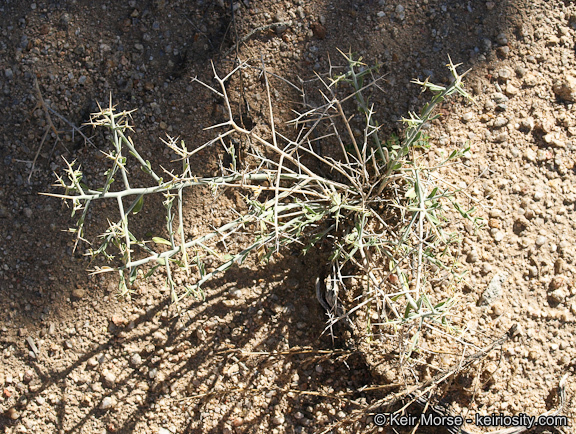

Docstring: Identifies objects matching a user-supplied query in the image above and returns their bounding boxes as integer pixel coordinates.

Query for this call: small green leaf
[405,187,417,199]
[152,237,172,246]
[144,265,160,279]
[129,267,139,285]
[133,196,144,215]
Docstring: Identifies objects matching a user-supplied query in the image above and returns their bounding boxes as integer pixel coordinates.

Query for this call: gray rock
[493,117,509,128]
[60,13,70,27]
[493,132,508,143]
[496,33,508,45]
[481,38,492,51]
[478,272,508,306]
[515,65,526,77]
[492,92,508,103]
[497,68,512,81]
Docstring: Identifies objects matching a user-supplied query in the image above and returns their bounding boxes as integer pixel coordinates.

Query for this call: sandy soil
[0,0,575,433]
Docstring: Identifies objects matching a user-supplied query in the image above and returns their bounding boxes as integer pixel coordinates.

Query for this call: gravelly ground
[1,0,575,433]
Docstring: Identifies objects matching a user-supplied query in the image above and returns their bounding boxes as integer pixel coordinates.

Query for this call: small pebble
[272,415,285,425]
[467,251,479,263]
[103,371,116,387]
[8,407,19,420]
[229,288,243,299]
[479,272,508,306]
[535,236,547,247]
[515,65,526,77]
[23,369,34,383]
[496,32,508,45]
[71,288,86,299]
[505,83,519,96]
[481,263,493,275]
[497,46,510,57]
[549,289,568,304]
[491,301,504,316]
[497,68,512,81]
[491,229,504,242]
[130,353,143,366]
[99,396,116,410]
[525,148,537,162]
[395,5,405,20]
[493,133,508,143]
[521,118,534,131]
[553,74,576,102]
[492,92,508,103]
[493,117,509,128]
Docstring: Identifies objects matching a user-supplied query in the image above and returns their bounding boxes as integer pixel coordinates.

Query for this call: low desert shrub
[47,54,479,362]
